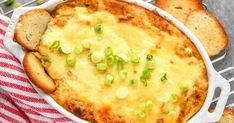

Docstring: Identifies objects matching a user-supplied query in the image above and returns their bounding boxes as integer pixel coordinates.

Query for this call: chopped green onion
[96,63,107,71]
[94,24,103,34]
[66,53,76,67]
[145,60,156,70]
[82,39,91,49]
[116,56,124,72]
[106,55,115,65]
[137,109,147,120]
[161,73,167,82]
[145,100,153,110]
[104,47,113,56]
[119,70,127,80]
[141,70,151,80]
[36,0,45,4]
[74,44,83,55]
[131,55,140,64]
[146,54,153,61]
[162,102,176,114]
[130,79,138,86]
[171,94,178,102]
[104,74,114,86]
[4,0,14,6]
[91,52,103,63]
[13,2,21,9]
[49,40,60,50]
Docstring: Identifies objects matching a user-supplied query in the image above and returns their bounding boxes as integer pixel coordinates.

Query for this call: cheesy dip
[37,0,208,122]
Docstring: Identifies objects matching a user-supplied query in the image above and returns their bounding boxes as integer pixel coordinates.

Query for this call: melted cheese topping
[40,7,205,122]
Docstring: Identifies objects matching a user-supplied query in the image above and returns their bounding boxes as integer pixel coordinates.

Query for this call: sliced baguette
[156,0,203,23]
[15,9,52,51]
[218,108,234,123]
[23,52,56,93]
[185,9,228,56]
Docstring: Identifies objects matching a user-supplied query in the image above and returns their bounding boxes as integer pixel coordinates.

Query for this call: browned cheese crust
[48,0,208,123]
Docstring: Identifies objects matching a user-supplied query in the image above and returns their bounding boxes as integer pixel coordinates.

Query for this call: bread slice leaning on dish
[14,0,209,122]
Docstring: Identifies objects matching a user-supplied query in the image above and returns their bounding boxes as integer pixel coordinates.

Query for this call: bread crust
[15,9,51,51]
[185,9,228,57]
[23,52,56,93]
[156,0,203,23]
[218,108,234,123]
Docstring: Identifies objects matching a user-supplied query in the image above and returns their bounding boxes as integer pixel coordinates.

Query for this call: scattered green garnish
[171,94,178,102]
[66,53,76,67]
[131,55,140,64]
[119,70,127,80]
[13,2,21,9]
[104,74,114,86]
[146,54,153,61]
[4,0,14,6]
[116,56,124,72]
[49,40,60,50]
[141,69,151,80]
[94,24,103,34]
[36,0,45,5]
[130,79,138,86]
[104,47,113,56]
[137,109,147,120]
[106,55,115,65]
[59,47,71,54]
[96,63,107,71]
[161,73,167,82]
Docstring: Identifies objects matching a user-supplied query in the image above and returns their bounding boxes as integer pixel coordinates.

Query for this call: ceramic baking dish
[3,0,230,122]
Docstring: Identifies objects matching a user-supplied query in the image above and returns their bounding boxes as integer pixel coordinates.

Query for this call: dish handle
[189,70,230,123]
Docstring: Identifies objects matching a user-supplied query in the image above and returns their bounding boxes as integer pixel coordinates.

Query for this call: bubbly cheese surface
[40,7,206,122]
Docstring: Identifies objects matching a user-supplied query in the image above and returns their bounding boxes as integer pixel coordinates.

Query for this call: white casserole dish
[3,0,230,122]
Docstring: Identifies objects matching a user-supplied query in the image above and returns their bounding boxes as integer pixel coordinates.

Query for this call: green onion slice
[104,74,114,86]
[59,46,72,54]
[96,63,108,71]
[106,55,115,65]
[94,24,103,34]
[161,73,167,82]
[131,55,140,64]
[146,54,153,61]
[171,94,178,102]
[13,2,21,9]
[82,39,91,49]
[145,100,153,110]
[66,53,76,67]
[49,40,60,50]
[180,82,189,92]
[130,79,138,86]
[74,44,83,55]
[104,47,113,56]
[119,70,127,80]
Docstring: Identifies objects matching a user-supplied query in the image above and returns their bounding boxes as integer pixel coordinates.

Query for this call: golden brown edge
[23,52,56,93]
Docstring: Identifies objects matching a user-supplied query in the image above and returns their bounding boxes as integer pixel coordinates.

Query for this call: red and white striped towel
[0,15,73,123]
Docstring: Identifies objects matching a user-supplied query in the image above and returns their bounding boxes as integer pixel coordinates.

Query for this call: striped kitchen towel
[0,15,72,123]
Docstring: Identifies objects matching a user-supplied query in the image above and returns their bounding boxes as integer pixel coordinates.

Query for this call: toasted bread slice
[156,0,203,23]
[218,108,234,123]
[23,52,56,93]
[15,9,51,51]
[185,9,228,56]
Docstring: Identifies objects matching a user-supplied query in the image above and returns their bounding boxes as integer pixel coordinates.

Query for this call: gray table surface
[0,0,234,107]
